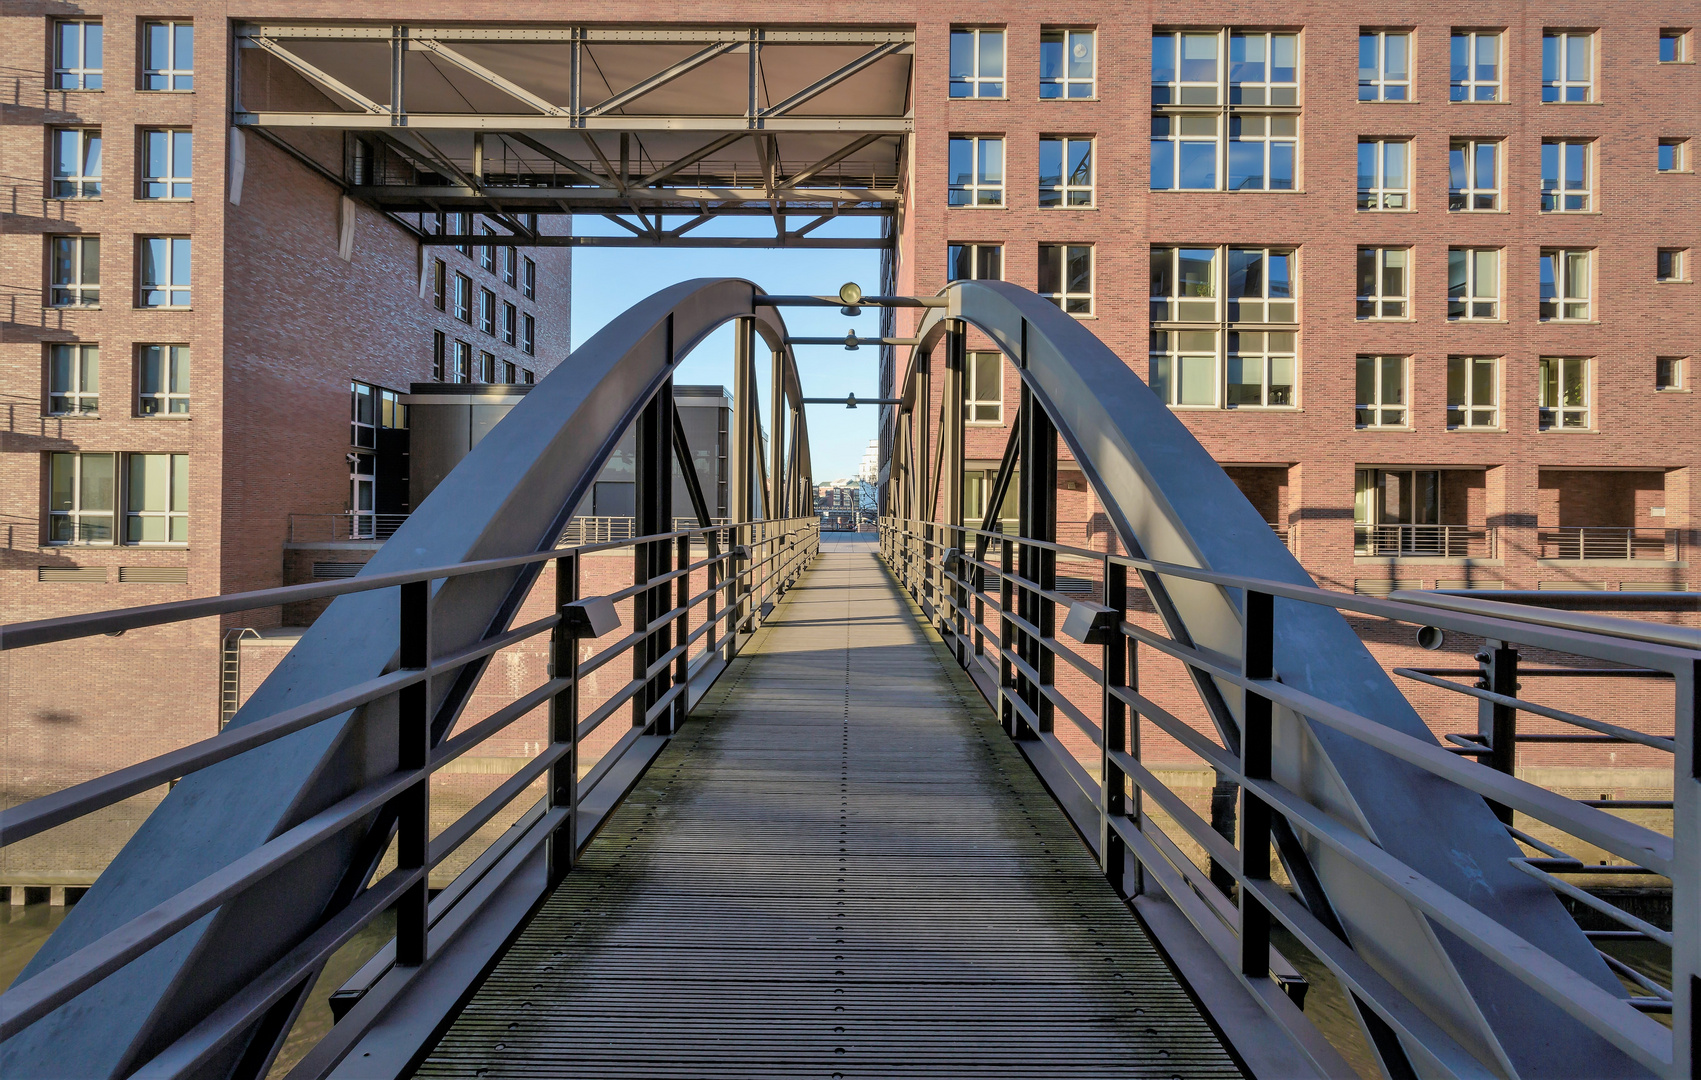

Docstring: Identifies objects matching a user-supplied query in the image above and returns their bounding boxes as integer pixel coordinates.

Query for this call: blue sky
[568,217,888,481]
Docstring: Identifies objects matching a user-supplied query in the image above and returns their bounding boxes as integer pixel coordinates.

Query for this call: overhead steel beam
[783,133,887,188]
[416,235,892,249]
[411,39,568,117]
[499,132,618,190]
[240,25,913,45]
[635,132,748,188]
[364,187,897,204]
[235,113,912,133]
[585,41,743,117]
[243,34,386,115]
[761,41,909,118]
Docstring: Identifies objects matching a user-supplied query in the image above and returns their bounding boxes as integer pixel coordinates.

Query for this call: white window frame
[51,128,101,198]
[350,451,375,537]
[1539,248,1592,321]
[1038,243,1094,315]
[1541,139,1592,211]
[125,453,189,545]
[949,28,1005,99]
[503,301,518,344]
[53,21,102,90]
[453,340,472,383]
[480,351,497,383]
[1447,356,1500,429]
[1450,30,1502,102]
[49,451,116,545]
[139,236,190,308]
[1655,357,1685,391]
[141,128,192,199]
[1150,330,1220,408]
[1659,139,1690,173]
[1357,247,1409,319]
[1539,356,1591,429]
[351,381,376,447]
[454,272,472,322]
[1039,136,1094,207]
[1152,30,1299,194]
[1227,113,1297,191]
[502,245,517,287]
[1447,247,1500,320]
[1040,29,1096,99]
[1356,354,1409,428]
[1153,31,1224,106]
[1449,138,1499,210]
[946,243,1002,282]
[1359,31,1410,101]
[1150,246,1221,322]
[48,343,99,416]
[1660,30,1690,64]
[1226,331,1297,408]
[1358,138,1410,210]
[1225,247,1296,323]
[523,257,536,299]
[1657,248,1687,282]
[948,136,1004,206]
[503,360,518,383]
[1228,31,1300,106]
[138,344,190,416]
[142,21,193,91]
[1542,31,1594,103]
[480,288,496,335]
[50,235,99,307]
[432,330,446,380]
[478,224,496,271]
[523,313,536,355]
[1151,112,1221,190]
[966,351,1003,423]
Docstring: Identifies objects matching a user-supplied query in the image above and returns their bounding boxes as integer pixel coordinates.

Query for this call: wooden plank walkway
[417,543,1242,1078]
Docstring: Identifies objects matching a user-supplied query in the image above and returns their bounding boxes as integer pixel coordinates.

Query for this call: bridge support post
[942,325,966,662]
[1238,590,1275,980]
[1101,558,1129,897]
[396,579,431,966]
[634,376,675,736]
[1015,387,1056,738]
[1478,641,1520,823]
[674,533,691,730]
[548,552,581,883]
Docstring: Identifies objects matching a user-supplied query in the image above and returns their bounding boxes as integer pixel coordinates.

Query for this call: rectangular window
[49,452,115,544]
[1658,248,1687,282]
[1447,356,1499,428]
[432,330,446,380]
[1447,248,1499,320]
[1357,247,1408,318]
[1038,244,1093,314]
[1357,139,1409,209]
[50,235,99,306]
[947,243,1002,282]
[1449,139,1498,210]
[1542,31,1594,102]
[1153,31,1223,105]
[950,28,1005,98]
[454,213,471,256]
[1040,30,1095,99]
[1225,247,1295,322]
[523,257,536,299]
[48,343,99,415]
[1356,355,1408,427]
[1153,29,1299,193]
[351,381,376,447]
[522,314,536,355]
[1039,137,1094,207]
[1655,357,1684,391]
[502,246,517,288]
[51,128,101,198]
[1150,247,1219,321]
[503,360,518,383]
[1539,356,1590,429]
[139,237,190,307]
[1355,470,1440,544]
[143,21,193,91]
[1450,31,1501,101]
[453,340,472,383]
[1541,140,1592,211]
[126,454,188,543]
[1226,331,1296,407]
[454,273,472,322]
[1150,331,1219,407]
[503,301,518,344]
[480,288,496,335]
[138,345,189,415]
[1660,30,1690,63]
[966,351,1003,422]
[1151,113,1219,190]
[480,351,496,383]
[53,21,102,90]
[433,260,446,310]
[1539,249,1591,321]
[523,369,535,384]
[478,225,496,271]
[1227,114,1296,190]
[948,136,1004,206]
[1228,32,1299,106]
[140,129,192,199]
[1659,139,1689,172]
[380,388,405,430]
[1359,31,1410,101]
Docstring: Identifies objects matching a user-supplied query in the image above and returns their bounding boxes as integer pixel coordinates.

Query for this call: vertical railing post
[707,526,722,662]
[548,552,580,884]
[1671,656,1697,1080]
[633,374,674,735]
[998,532,1016,737]
[1017,387,1057,737]
[1101,557,1128,896]
[1239,589,1274,979]
[674,531,691,730]
[1127,619,1143,897]
[396,578,431,966]
[1478,640,1520,823]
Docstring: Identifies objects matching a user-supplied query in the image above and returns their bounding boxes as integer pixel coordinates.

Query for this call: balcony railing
[288,513,409,544]
[1539,527,1680,562]
[1354,523,1494,558]
[558,516,730,545]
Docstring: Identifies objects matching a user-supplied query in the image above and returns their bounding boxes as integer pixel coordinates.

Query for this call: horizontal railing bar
[1522,859,1660,875]
[1509,860,1674,946]
[1121,811,1235,931]
[1394,669,1675,752]
[1041,684,1102,749]
[428,744,568,868]
[1598,952,1673,1000]
[1047,634,1102,683]
[1032,728,1101,810]
[579,725,648,796]
[1109,747,1238,871]
[1403,668,1671,679]
[431,679,566,771]
[575,677,645,742]
[644,680,688,726]
[575,628,646,679]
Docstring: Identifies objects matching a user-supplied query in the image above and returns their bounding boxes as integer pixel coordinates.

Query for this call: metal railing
[557,515,730,544]
[880,515,1696,1079]
[1354,523,1495,558]
[0,516,819,1073]
[1539,527,1680,562]
[287,513,410,543]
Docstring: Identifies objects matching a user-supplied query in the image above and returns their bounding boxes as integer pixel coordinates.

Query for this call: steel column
[1239,590,1275,979]
[396,580,431,967]
[548,553,580,884]
[1102,559,1129,896]
[633,375,675,734]
[1479,641,1520,824]
[1016,385,1056,738]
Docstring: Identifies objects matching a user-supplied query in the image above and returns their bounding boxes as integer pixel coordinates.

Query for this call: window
[502,246,517,288]
[141,129,192,199]
[139,237,190,307]
[948,136,1004,205]
[1449,139,1498,210]
[1039,137,1094,206]
[1658,249,1687,282]
[966,351,1002,422]
[51,128,101,198]
[125,455,187,544]
[1151,114,1220,189]
[503,360,517,383]
[950,28,1004,98]
[1227,332,1296,407]
[947,243,1002,281]
[1152,30,1299,192]
[48,344,99,415]
[1228,114,1296,190]
[1356,355,1408,427]
[1450,31,1501,101]
[523,257,536,299]
[1041,30,1095,99]
[49,452,115,543]
[1660,30,1690,63]
[522,369,535,384]
[454,213,471,256]
[1357,247,1408,318]
[453,273,472,322]
[453,340,472,383]
[138,345,189,415]
[1038,244,1093,314]
[1539,356,1590,428]
[480,288,496,335]
[1542,31,1593,102]
[478,225,496,271]
[1541,140,1592,211]
[1150,331,1219,407]
[433,260,447,310]
[1153,31,1223,105]
[143,22,193,91]
[351,382,376,447]
[1359,31,1410,101]
[478,351,496,383]
[432,330,446,380]
[1540,249,1591,321]
[1150,247,1219,321]
[503,301,518,344]
[1659,139,1689,173]
[522,314,536,355]
[1225,248,1294,322]
[1358,139,1409,209]
[1656,357,1685,391]
[1354,469,1440,551]
[1447,248,1499,319]
[350,451,374,532]
[53,21,102,90]
[1228,32,1299,105]
[50,236,99,306]
[1151,246,1298,410]
[1447,356,1499,428]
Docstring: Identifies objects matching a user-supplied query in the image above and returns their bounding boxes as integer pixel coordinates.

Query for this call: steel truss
[234,23,913,247]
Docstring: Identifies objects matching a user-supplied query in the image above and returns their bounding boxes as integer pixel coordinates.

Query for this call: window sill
[1537,319,1598,326]
[1148,189,1308,196]
[1356,207,1416,214]
[139,88,195,94]
[1540,210,1602,216]
[966,420,1006,427]
[1446,318,1508,325]
[1355,426,1414,433]
[1655,387,1691,394]
[44,413,101,420]
[1657,169,1696,176]
[47,197,102,202]
[1038,96,1100,102]
[47,87,103,92]
[1358,317,1415,324]
[1358,98,1421,104]
[1447,98,1510,104]
[1655,279,1692,285]
[136,307,193,312]
[948,204,1008,209]
[139,197,194,203]
[1448,208,1509,215]
[1538,99,1603,106]
[1038,205,1099,211]
[1536,428,1598,434]
[49,304,101,311]
[138,413,193,420]
[1445,427,1505,433]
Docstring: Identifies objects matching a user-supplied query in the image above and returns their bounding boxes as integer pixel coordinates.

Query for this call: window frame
[52,21,102,91]
[48,343,100,416]
[453,272,472,322]
[453,339,472,383]
[1539,248,1592,321]
[1355,354,1410,428]
[1447,247,1500,320]
[1151,29,1301,194]
[1538,356,1591,429]
[480,351,496,383]
[523,257,536,299]
[1225,330,1297,408]
[1040,29,1096,100]
[1659,30,1691,64]
[432,330,446,381]
[1359,30,1411,101]
[1150,330,1221,408]
[948,135,1005,206]
[1357,138,1411,210]
[1541,139,1593,211]
[1446,355,1500,429]
[1658,138,1690,173]
[1655,357,1686,391]
[1657,248,1687,282]
[1038,243,1094,315]
[49,234,100,307]
[1357,247,1409,319]
[478,225,496,271]
[480,288,497,335]
[503,301,518,345]
[140,128,192,199]
[946,243,1003,282]
[138,236,191,308]
[50,127,102,199]
[1449,30,1502,102]
[1448,138,1499,210]
[522,313,536,355]
[949,27,1006,99]
[1542,30,1595,103]
[142,21,194,92]
[1039,136,1095,207]
[1227,113,1297,191]
[502,245,518,288]
[137,344,190,416]
[965,350,1004,423]
[432,259,447,310]
[1150,244,1299,410]
[1150,246,1221,322]
[48,451,116,545]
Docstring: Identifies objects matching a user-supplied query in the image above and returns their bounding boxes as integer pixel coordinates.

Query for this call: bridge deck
[417,543,1241,1078]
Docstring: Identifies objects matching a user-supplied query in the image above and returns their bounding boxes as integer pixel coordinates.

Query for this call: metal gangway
[1,280,1695,1080]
